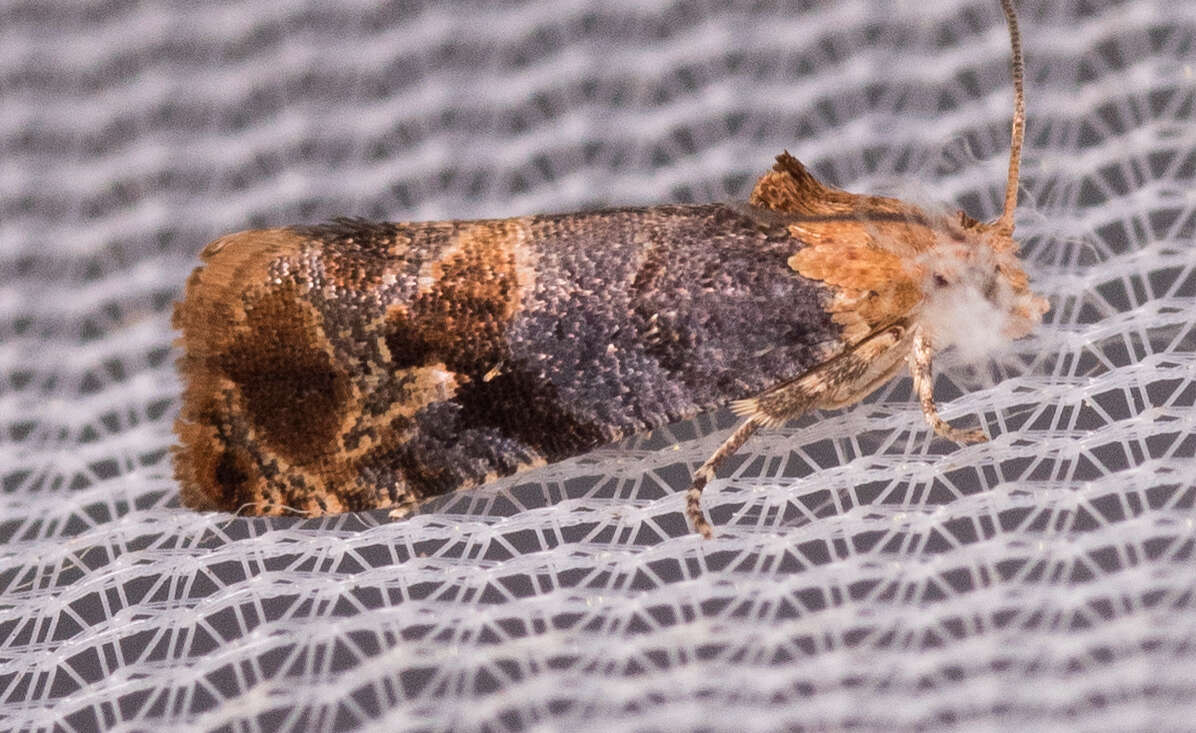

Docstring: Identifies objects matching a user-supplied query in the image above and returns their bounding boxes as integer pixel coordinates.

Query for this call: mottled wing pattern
[173,204,842,516]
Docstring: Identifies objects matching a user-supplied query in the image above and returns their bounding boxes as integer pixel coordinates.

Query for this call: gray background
[2,0,1194,731]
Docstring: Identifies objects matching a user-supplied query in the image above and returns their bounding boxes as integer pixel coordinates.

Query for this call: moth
[173,0,1046,538]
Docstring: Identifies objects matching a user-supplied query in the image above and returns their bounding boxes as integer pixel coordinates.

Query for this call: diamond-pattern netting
[2,0,1194,731]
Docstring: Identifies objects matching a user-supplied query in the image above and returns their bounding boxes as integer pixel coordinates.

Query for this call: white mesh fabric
[3,0,1194,730]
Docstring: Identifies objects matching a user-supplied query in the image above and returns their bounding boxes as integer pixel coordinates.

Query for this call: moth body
[173,0,1042,537]
[173,153,1044,527]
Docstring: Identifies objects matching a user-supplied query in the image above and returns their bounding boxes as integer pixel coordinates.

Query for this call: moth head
[915,210,1048,362]
[917,0,1047,360]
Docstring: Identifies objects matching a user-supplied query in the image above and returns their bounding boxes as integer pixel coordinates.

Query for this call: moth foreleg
[909,325,988,444]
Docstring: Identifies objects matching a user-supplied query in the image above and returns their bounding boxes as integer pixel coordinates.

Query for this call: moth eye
[983,274,999,300]
[933,273,950,288]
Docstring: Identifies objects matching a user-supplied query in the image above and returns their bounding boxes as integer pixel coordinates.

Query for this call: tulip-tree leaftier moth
[174,0,1046,538]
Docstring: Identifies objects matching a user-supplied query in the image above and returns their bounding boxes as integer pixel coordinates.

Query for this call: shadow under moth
[173,0,1047,538]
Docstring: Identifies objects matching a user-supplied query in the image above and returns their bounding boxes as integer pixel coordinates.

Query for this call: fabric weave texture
[2,1,1194,730]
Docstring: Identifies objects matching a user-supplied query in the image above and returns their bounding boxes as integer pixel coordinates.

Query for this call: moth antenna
[996,0,1025,236]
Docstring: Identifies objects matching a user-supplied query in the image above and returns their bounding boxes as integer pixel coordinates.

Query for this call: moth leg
[909,325,988,444]
[386,494,420,521]
[686,417,763,540]
[686,324,908,538]
[816,325,910,410]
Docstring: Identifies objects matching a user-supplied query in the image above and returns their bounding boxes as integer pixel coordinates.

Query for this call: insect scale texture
[173,0,1045,537]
